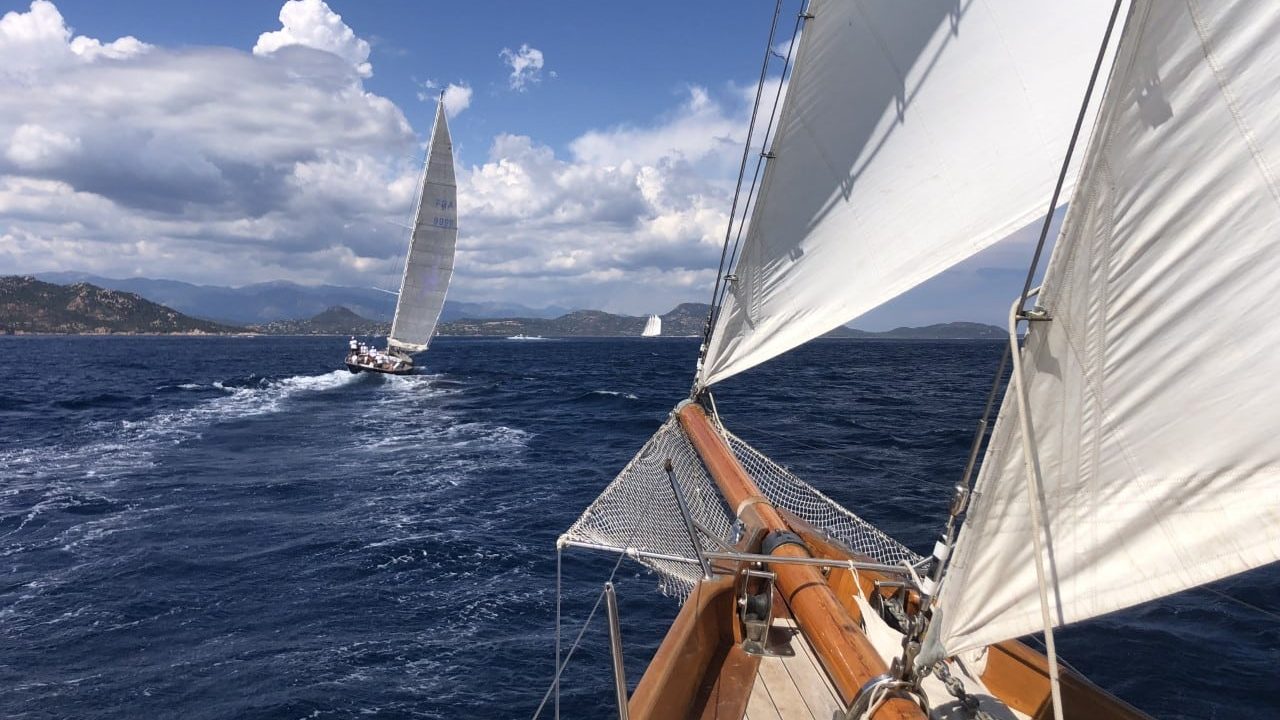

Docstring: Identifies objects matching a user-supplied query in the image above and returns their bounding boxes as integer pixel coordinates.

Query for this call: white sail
[642,314,661,337]
[389,100,457,353]
[934,0,1280,657]
[698,0,1119,387]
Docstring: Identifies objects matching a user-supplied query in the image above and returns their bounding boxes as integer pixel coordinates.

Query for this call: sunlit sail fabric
[698,0,1118,387]
[642,314,662,337]
[389,102,457,352]
[934,0,1280,656]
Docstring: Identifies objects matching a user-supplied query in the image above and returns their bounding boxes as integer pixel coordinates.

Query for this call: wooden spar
[677,404,926,720]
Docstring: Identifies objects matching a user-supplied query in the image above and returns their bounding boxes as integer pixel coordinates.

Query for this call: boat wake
[0,370,361,486]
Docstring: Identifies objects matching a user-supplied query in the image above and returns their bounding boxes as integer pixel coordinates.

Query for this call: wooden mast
[677,403,926,720]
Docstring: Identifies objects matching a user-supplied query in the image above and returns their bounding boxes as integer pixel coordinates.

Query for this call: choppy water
[0,336,1275,718]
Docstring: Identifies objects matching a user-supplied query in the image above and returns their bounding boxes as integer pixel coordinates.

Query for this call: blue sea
[0,336,1275,719]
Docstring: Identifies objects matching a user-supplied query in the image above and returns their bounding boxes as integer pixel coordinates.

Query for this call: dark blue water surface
[0,336,1275,719]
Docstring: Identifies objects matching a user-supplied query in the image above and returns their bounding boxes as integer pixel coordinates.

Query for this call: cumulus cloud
[499,43,544,91]
[416,80,471,118]
[0,2,781,314]
[571,86,743,171]
[0,1,149,80]
[0,0,418,286]
[6,123,80,169]
[452,86,751,311]
[442,82,473,118]
[254,0,371,78]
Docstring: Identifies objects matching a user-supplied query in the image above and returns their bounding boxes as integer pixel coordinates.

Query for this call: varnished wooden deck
[744,615,1031,720]
[745,618,843,720]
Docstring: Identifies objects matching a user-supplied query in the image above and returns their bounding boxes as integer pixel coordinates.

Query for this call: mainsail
[388,100,457,353]
[698,0,1119,387]
[934,0,1280,657]
[642,314,661,337]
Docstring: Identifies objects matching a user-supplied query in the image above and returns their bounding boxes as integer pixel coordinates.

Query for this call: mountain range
[1,276,237,335]
[4,276,1007,339]
[437,303,710,337]
[33,272,569,325]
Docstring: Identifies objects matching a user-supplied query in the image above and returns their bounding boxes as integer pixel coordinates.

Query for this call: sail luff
[934,0,1280,656]
[388,98,457,352]
[697,0,1121,388]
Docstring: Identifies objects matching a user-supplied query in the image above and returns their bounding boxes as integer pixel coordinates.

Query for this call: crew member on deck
[349,337,358,355]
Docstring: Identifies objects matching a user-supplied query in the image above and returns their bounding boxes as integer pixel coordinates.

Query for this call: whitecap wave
[2,370,361,485]
[588,390,639,400]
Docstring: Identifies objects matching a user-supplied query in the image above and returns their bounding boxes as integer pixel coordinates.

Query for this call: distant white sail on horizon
[642,314,661,337]
[698,0,1119,387]
[388,99,457,353]
[933,0,1280,657]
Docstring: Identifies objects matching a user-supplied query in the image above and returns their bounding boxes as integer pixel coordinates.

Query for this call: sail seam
[1186,0,1280,209]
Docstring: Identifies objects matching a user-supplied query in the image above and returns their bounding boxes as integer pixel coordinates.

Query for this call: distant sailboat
[641,314,661,337]
[347,95,457,375]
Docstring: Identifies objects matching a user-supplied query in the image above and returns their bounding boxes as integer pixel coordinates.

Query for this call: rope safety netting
[559,411,921,600]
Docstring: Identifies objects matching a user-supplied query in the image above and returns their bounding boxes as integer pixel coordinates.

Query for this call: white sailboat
[542,1,1280,718]
[347,96,457,375]
[641,314,661,337]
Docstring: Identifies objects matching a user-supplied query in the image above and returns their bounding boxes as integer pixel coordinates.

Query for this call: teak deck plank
[747,673,784,720]
[755,657,814,719]
[746,619,844,720]
[777,619,843,719]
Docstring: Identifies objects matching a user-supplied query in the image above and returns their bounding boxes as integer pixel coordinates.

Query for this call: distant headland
[1,276,1004,339]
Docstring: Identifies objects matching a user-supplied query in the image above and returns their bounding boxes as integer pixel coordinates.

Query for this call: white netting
[560,409,921,600]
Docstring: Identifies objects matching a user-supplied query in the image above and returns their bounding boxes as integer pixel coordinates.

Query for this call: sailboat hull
[345,357,414,375]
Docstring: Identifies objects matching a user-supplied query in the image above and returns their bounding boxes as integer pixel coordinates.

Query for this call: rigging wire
[531,545,632,720]
[1200,586,1280,625]
[962,6,1128,719]
[698,0,804,369]
[533,458,670,720]
[1016,0,1126,312]
[940,0,1126,565]
[713,5,807,318]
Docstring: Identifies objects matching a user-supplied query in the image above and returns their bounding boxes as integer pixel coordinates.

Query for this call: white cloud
[571,86,743,171]
[6,123,80,169]
[69,34,150,61]
[0,1,149,80]
[454,99,742,311]
[254,0,372,78]
[499,43,544,91]
[0,2,775,315]
[442,82,472,118]
[0,1,418,287]
[416,80,471,118]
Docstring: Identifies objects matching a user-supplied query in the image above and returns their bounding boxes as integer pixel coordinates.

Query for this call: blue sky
[0,0,1047,328]
[32,0,775,161]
